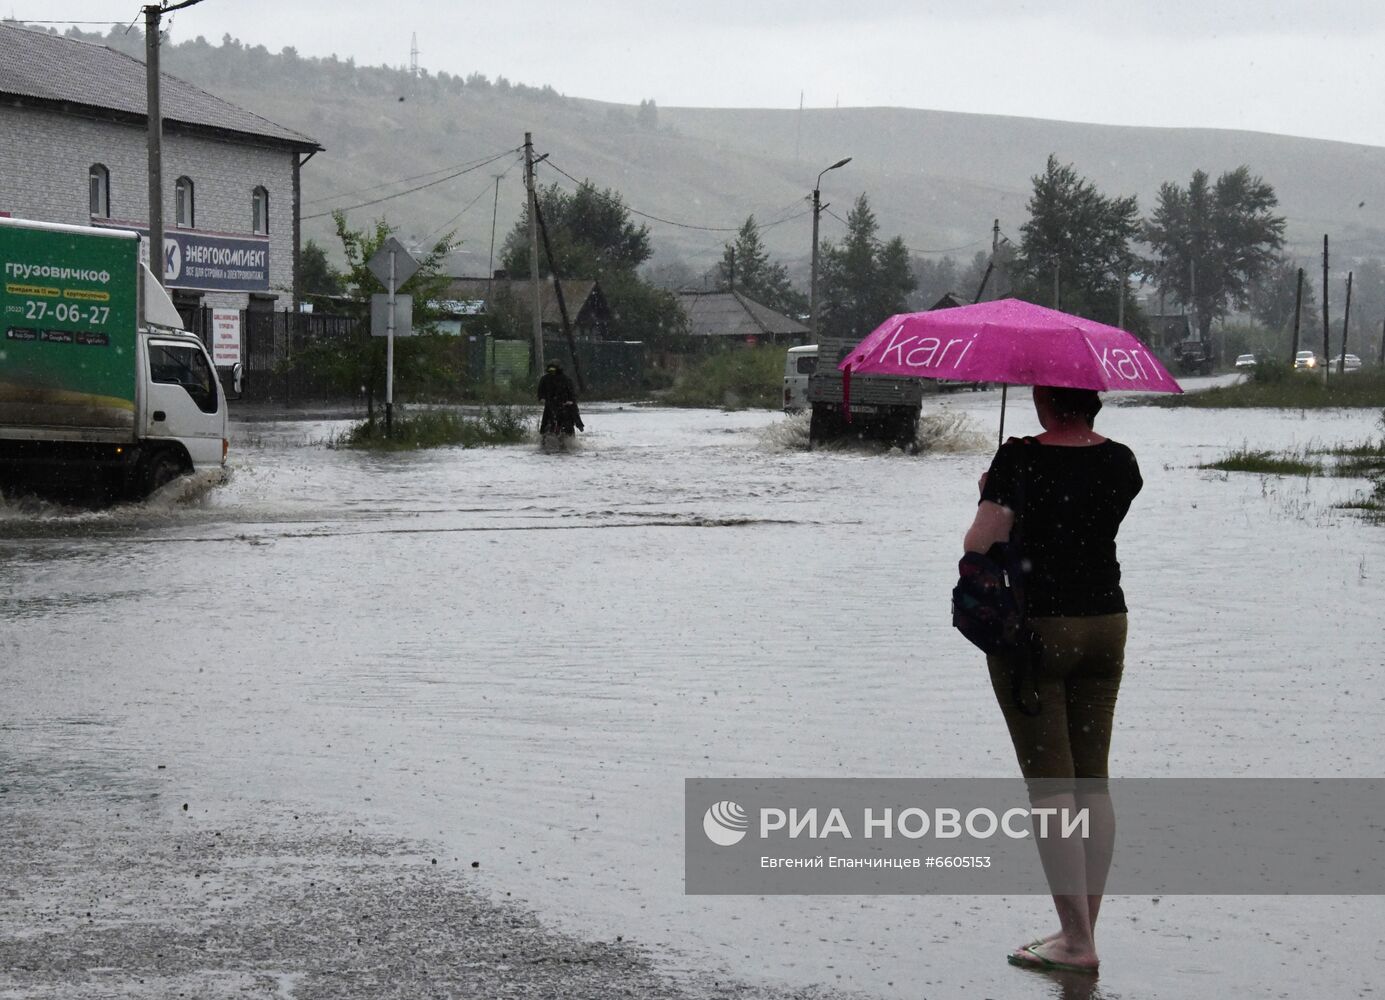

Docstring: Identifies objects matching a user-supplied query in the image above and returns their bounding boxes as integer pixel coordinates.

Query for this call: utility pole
[1117,265,1127,330]
[727,247,735,292]
[1290,267,1304,364]
[1340,270,1353,375]
[809,157,850,341]
[144,5,163,285]
[1188,258,1197,346]
[142,1,204,286]
[1322,235,1330,387]
[487,174,502,284]
[524,132,544,373]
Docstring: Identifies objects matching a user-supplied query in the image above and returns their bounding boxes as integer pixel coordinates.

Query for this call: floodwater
[3,385,1384,999]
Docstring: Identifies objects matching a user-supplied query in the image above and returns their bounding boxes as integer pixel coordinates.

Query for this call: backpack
[951,545,1024,655]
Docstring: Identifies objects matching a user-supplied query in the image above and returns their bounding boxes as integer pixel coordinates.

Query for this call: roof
[441,277,602,325]
[0,23,321,151]
[676,290,809,338]
[929,292,967,310]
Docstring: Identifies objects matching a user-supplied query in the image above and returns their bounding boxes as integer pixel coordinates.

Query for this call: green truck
[0,217,237,501]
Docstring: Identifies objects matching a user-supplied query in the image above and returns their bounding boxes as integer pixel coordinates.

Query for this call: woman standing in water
[962,385,1143,975]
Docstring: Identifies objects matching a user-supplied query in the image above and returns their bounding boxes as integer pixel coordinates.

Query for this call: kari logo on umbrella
[703,800,749,846]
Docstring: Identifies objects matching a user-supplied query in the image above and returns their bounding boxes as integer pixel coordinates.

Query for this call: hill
[50,25,1385,285]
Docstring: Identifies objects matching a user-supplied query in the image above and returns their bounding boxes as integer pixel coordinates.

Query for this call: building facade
[0,24,321,331]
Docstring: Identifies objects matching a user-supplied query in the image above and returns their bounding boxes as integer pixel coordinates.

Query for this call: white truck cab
[783,344,818,413]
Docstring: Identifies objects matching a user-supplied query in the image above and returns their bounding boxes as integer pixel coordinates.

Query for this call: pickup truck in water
[806,331,928,447]
[0,217,237,502]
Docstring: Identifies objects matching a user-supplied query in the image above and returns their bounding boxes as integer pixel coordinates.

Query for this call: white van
[783,344,818,412]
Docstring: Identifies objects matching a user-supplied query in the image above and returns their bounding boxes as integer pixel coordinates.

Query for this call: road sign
[370,293,413,337]
[366,237,421,287]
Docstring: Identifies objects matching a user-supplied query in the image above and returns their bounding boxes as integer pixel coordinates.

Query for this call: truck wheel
[808,403,842,446]
[143,452,185,495]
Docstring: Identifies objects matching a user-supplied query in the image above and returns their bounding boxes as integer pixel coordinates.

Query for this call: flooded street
[3,387,1384,998]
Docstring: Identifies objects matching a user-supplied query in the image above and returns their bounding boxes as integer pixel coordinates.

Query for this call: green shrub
[1248,355,1292,383]
[330,406,530,451]
[1200,448,1319,475]
[663,345,786,409]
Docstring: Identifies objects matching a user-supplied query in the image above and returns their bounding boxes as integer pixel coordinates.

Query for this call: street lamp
[810,157,852,340]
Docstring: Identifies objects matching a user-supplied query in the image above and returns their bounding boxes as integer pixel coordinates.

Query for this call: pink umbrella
[837,298,1181,440]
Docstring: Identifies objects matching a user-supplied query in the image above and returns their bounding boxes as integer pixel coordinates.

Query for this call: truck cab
[135,325,230,491]
[783,344,817,412]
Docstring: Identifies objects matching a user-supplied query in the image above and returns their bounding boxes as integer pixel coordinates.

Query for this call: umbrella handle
[842,364,852,425]
[998,385,1007,447]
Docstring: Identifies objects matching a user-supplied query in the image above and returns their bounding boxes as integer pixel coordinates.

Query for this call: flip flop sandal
[1007,944,1099,975]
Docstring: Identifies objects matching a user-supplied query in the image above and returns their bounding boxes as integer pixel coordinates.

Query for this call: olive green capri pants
[986,613,1127,782]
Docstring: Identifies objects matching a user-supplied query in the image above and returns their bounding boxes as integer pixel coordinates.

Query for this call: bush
[663,345,786,409]
[1248,355,1292,383]
[330,406,530,450]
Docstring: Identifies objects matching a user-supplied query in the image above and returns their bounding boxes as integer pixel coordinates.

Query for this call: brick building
[0,23,321,331]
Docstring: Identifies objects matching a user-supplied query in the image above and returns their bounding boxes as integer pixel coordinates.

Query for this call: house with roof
[437,276,612,339]
[0,22,321,332]
[675,289,808,347]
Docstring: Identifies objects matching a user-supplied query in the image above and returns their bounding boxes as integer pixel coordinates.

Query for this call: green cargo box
[0,220,141,435]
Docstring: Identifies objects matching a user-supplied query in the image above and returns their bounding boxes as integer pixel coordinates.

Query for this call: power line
[541,159,744,233]
[420,154,523,243]
[303,148,522,207]
[819,206,989,257]
[542,158,816,240]
[302,147,521,220]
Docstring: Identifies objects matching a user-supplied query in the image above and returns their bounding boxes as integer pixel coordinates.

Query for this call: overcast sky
[34,1,1385,147]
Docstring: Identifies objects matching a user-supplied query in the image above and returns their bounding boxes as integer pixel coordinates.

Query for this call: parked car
[1334,353,1363,372]
[1294,350,1321,370]
[1174,339,1214,375]
[1234,353,1258,370]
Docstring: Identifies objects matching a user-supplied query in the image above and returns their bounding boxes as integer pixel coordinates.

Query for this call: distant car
[1294,350,1320,370]
[1234,353,1258,370]
[1175,339,1214,376]
[1334,353,1363,373]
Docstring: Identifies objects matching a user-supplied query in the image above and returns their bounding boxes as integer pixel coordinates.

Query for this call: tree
[717,216,807,317]
[289,213,460,404]
[499,181,685,344]
[817,194,917,342]
[333,211,454,325]
[1009,155,1141,326]
[296,238,344,299]
[1145,166,1286,338]
[1345,257,1385,352]
[907,254,961,310]
[1248,257,1316,333]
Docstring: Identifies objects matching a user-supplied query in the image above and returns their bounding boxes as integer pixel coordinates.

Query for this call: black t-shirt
[979,437,1143,617]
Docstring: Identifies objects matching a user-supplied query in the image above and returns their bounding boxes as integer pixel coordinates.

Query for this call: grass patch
[1145,370,1385,408]
[663,346,785,409]
[330,407,530,451]
[1203,413,1385,519]
[1200,448,1321,476]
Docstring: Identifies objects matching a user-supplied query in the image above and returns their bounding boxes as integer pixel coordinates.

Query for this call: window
[148,342,217,414]
[796,356,818,375]
[174,176,194,228]
[89,164,109,218]
[251,186,269,234]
